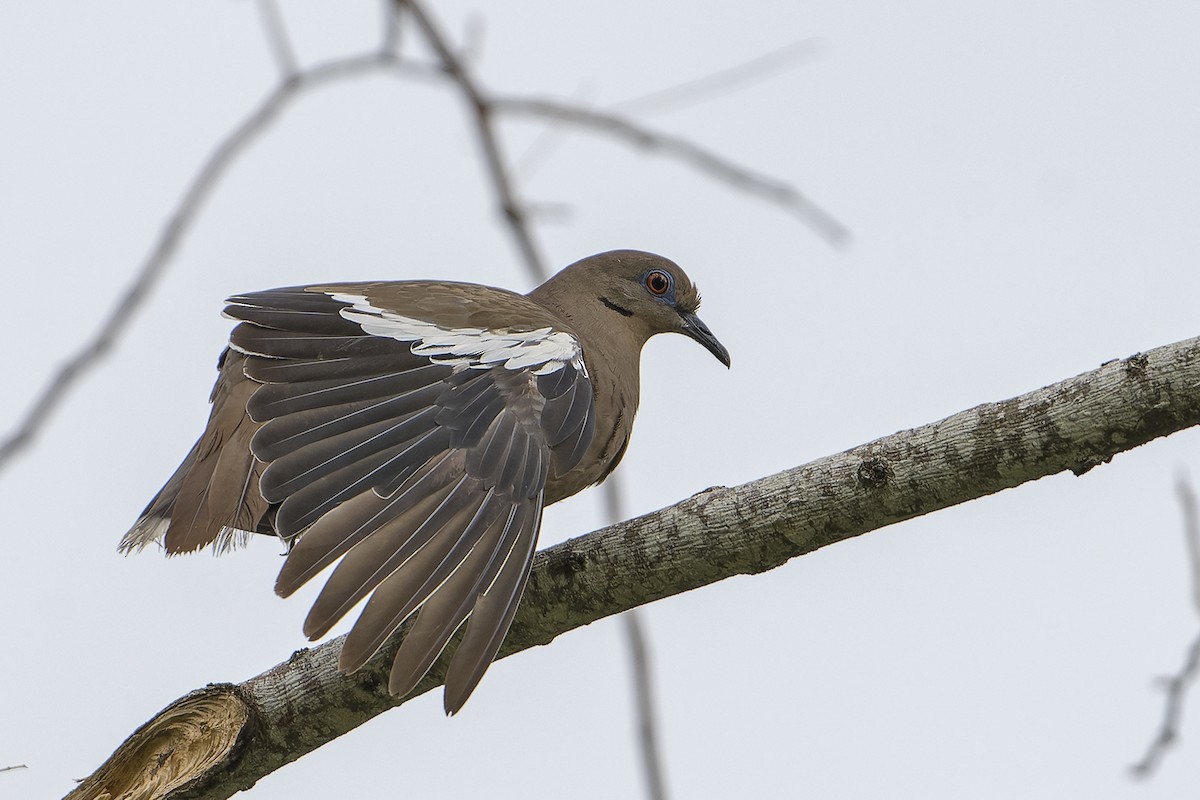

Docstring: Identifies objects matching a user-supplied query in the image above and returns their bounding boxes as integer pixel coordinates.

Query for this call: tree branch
[69,335,1200,800]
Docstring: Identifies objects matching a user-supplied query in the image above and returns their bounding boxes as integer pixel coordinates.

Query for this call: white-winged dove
[121,249,729,713]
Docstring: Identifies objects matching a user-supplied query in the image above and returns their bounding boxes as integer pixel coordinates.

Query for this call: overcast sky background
[3,2,1200,798]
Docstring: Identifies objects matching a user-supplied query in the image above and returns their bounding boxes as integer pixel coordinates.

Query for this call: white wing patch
[329,292,585,377]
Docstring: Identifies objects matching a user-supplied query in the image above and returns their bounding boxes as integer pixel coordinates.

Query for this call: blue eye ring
[643,269,672,297]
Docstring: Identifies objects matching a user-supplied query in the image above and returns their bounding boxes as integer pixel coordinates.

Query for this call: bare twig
[517,40,821,182]
[255,0,298,76]
[381,0,403,54]
[1131,630,1200,777]
[460,13,487,66]
[492,96,850,245]
[512,82,598,179]
[1131,475,1200,777]
[403,0,549,279]
[621,611,669,800]
[615,38,824,116]
[0,764,28,773]
[1180,475,1200,616]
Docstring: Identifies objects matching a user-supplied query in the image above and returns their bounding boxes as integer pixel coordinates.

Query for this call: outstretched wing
[225,283,595,711]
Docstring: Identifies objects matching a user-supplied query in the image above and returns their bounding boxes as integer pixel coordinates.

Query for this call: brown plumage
[121,249,729,713]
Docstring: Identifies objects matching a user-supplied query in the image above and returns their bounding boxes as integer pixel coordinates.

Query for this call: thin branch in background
[0,765,28,773]
[605,480,670,800]
[523,200,575,224]
[623,612,669,800]
[403,0,549,280]
[615,38,824,117]
[493,96,850,245]
[460,12,487,66]
[512,81,599,179]
[1130,474,1200,777]
[255,0,299,77]
[1180,475,1200,616]
[517,40,820,180]
[1131,631,1200,777]
[381,0,403,54]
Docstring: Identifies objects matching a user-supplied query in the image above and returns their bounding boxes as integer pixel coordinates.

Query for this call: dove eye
[644,270,671,296]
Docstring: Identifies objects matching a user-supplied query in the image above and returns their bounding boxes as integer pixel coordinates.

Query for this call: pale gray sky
[3,2,1200,798]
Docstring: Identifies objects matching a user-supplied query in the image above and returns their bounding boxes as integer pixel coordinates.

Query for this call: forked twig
[1131,631,1200,777]
[1130,476,1200,777]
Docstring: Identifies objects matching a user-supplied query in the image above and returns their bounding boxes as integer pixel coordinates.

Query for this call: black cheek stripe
[599,296,633,317]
